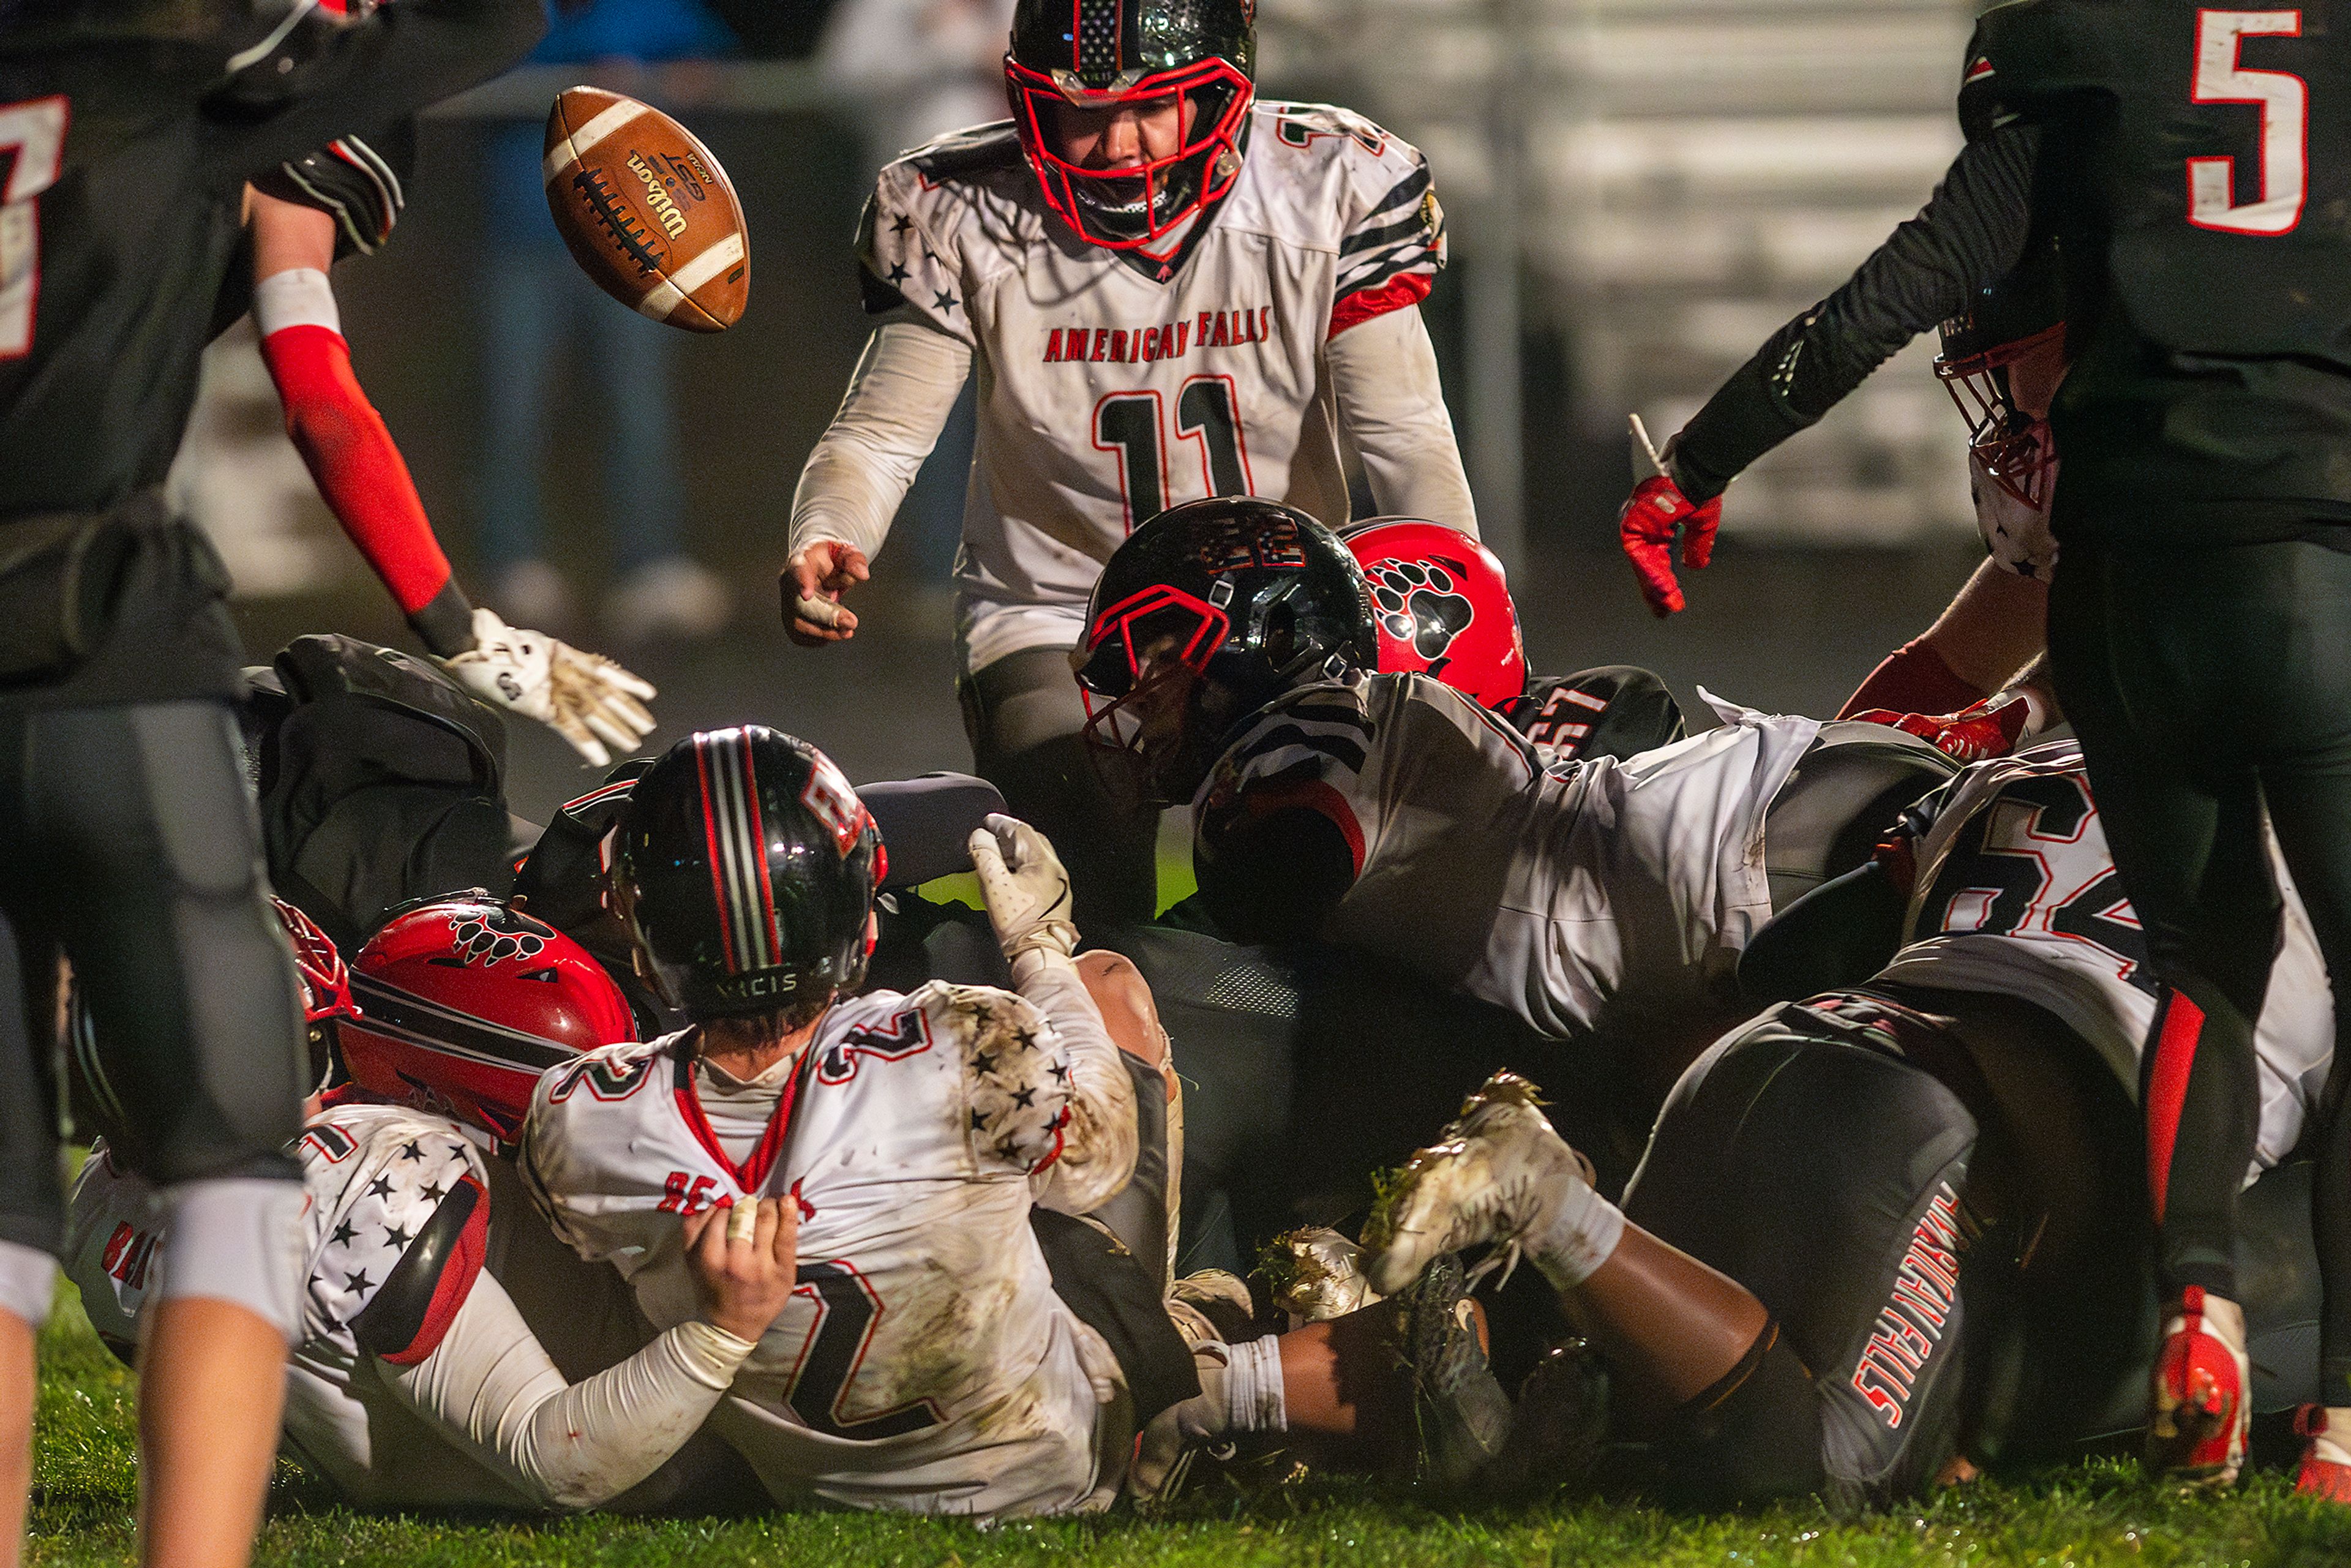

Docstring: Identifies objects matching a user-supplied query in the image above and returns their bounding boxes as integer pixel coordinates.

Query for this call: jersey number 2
[1095,377,1254,530]
[2189,11,2306,235]
[0,97,67,359]
[782,1261,940,1440]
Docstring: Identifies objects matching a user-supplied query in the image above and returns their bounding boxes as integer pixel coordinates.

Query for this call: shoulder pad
[904,121,1022,185]
[926,984,1073,1177]
[1957,0,2079,142]
[350,1172,487,1365]
[856,165,978,339]
[252,118,416,259]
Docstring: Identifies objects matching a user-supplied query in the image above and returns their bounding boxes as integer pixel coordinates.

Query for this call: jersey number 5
[1095,377,1255,530]
[0,97,67,359]
[2189,11,2306,235]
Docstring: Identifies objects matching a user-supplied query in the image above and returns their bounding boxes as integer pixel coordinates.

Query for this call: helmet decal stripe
[691,734,743,973]
[734,735,787,971]
[708,730,768,974]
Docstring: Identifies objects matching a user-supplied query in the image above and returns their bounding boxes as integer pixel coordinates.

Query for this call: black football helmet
[1076,498,1379,804]
[1935,238,2066,511]
[610,727,886,1022]
[1005,0,1255,253]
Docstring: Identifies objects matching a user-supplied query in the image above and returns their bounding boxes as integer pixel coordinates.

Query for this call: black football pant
[2049,535,2351,1403]
[0,700,306,1261]
[959,646,1161,929]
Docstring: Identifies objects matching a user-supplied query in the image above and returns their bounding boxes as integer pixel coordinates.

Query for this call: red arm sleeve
[260,322,473,651]
[1837,638,1989,721]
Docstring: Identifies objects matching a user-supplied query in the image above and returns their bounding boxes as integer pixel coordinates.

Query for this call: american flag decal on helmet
[692,729,782,975]
[1074,0,1122,84]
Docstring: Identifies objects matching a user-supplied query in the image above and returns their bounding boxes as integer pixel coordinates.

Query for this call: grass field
[28,1286,2351,1568]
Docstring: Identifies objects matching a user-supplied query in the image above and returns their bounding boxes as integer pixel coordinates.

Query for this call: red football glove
[1617,474,1721,617]
[1848,689,2045,763]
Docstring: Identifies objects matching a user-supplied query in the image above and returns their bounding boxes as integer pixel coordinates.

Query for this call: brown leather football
[542,87,749,332]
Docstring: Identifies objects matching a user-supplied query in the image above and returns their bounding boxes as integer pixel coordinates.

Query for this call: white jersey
[519,981,1123,1519]
[1194,672,1823,1040]
[67,1101,689,1510]
[859,102,1450,670]
[1878,741,2333,1179]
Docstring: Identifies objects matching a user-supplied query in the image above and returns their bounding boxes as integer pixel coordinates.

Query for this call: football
[541,87,749,332]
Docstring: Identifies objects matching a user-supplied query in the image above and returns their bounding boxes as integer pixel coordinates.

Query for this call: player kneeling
[66,898,793,1512]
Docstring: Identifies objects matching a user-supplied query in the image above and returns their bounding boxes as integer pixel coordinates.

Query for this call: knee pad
[1660,1320,1827,1506]
[0,1238,57,1330]
[156,1177,308,1345]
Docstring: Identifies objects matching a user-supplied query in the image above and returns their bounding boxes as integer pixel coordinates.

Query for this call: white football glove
[967,812,1079,975]
[438,608,659,769]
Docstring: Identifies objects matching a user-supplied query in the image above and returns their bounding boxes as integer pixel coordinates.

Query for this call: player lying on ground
[519,727,1513,1515]
[1074,500,1954,1081]
[66,897,787,1513]
[782,0,1476,926]
[242,132,654,767]
[1341,741,2334,1506]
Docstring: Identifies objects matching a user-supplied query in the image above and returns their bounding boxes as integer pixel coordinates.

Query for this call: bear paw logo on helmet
[449,908,553,966]
[1367,559,1474,662]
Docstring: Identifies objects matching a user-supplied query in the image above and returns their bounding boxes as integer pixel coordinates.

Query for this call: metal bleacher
[1259,0,1982,546]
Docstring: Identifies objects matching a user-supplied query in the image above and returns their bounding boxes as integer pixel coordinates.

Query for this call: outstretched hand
[783,541,870,646]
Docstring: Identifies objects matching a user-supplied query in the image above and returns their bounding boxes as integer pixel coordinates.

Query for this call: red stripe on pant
[2145,989,2208,1224]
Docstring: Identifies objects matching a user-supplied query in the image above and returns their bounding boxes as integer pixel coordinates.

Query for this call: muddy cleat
[2295,1406,2351,1501]
[1170,1268,1257,1343]
[1259,1226,1383,1324]
[2146,1286,2249,1487]
[1394,1253,1513,1493]
[1362,1071,1594,1299]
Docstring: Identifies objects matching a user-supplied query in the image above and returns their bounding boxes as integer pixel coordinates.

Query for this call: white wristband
[252,266,342,339]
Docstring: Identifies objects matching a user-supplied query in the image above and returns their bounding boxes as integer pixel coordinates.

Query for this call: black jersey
[0,0,541,519]
[1963,0,2351,532]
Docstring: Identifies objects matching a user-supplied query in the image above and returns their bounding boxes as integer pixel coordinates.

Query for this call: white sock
[0,1239,56,1330]
[156,1177,309,1345]
[1524,1182,1625,1291]
[1221,1334,1287,1435]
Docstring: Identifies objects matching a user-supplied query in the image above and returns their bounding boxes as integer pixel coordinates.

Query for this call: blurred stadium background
[173,0,1992,823]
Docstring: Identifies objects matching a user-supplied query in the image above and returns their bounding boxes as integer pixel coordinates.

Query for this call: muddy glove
[967,812,1079,980]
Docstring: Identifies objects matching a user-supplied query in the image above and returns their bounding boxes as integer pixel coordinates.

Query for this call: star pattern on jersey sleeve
[861,181,966,331]
[307,1125,481,1346]
[943,986,1076,1177]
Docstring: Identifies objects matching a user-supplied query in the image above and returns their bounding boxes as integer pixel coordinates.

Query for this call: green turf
[29,1286,2351,1568]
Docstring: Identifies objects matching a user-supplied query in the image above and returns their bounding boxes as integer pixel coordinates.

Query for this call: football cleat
[1127,1300,1235,1508]
[1395,1253,1513,1492]
[2295,1406,2351,1502]
[1258,1227,1383,1324]
[1361,1071,1589,1299]
[2146,1286,2249,1487]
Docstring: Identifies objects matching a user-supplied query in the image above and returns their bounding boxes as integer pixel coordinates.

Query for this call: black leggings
[0,700,306,1258]
[2049,537,2351,1402]
[959,647,1161,929]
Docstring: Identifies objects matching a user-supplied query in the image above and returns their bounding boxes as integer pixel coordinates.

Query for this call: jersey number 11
[1095,377,1255,530]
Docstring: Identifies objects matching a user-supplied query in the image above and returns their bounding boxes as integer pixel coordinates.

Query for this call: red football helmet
[1341,519,1527,711]
[338,893,637,1144]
